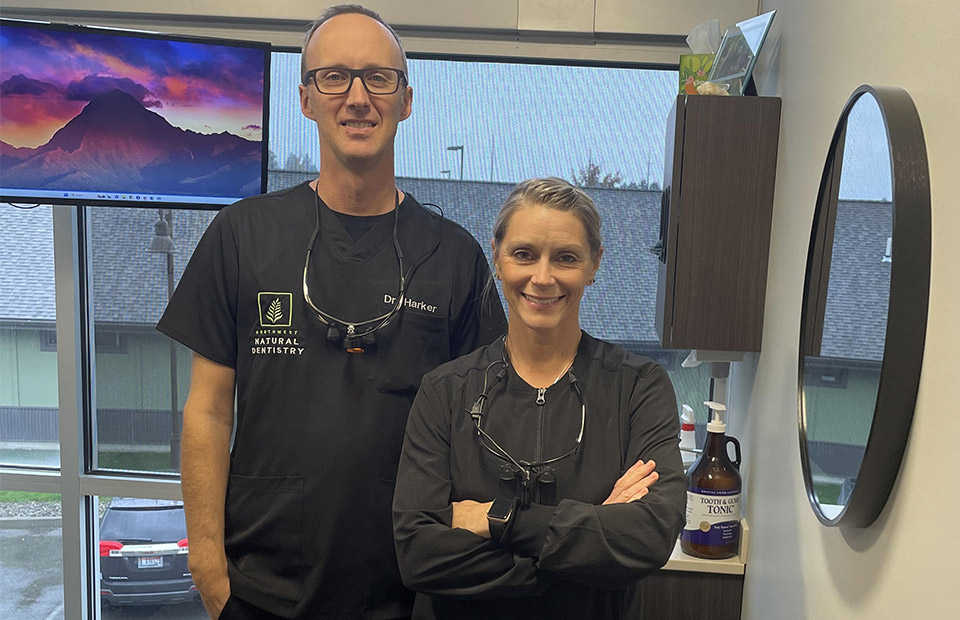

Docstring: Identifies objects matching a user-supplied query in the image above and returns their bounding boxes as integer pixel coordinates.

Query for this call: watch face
[488,498,513,521]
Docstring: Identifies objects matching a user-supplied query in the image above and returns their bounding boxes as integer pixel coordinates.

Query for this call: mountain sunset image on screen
[0,20,269,207]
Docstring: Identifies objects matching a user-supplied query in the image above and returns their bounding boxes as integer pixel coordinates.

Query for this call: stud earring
[494,272,501,280]
[588,277,595,285]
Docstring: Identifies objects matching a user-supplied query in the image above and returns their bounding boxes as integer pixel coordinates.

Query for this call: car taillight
[177,538,189,548]
[99,541,123,556]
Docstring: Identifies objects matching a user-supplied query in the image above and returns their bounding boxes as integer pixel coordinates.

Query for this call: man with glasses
[158,5,504,619]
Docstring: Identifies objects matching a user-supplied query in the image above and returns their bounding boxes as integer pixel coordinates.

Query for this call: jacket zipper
[535,387,546,503]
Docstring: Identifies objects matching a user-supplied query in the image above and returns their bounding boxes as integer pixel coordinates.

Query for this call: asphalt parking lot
[1,518,207,620]
[1,518,63,620]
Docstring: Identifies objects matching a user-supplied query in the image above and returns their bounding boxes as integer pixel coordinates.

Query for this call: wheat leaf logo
[266,298,283,324]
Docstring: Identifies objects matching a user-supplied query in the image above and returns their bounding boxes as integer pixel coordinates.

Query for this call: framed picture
[708,10,777,95]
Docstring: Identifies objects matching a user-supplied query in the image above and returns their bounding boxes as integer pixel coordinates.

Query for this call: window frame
[1,40,690,620]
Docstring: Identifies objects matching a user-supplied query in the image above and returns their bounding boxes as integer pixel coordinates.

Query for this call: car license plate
[137,556,163,569]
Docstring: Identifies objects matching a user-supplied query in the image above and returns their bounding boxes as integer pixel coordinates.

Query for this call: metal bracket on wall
[681,350,746,407]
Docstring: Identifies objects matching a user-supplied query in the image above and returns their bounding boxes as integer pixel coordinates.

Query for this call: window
[268,52,712,421]
[802,364,849,389]
[88,207,216,474]
[39,330,128,355]
[0,491,65,619]
[39,330,58,352]
[3,43,709,620]
[0,205,59,468]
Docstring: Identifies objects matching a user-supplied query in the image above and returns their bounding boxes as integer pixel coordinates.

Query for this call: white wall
[2,0,519,31]
[12,0,958,616]
[0,1,757,64]
[5,0,758,36]
[728,1,960,618]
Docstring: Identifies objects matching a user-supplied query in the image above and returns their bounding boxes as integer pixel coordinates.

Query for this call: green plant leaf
[266,298,283,323]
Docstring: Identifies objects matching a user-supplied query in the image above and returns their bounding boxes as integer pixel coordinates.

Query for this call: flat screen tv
[0,19,270,209]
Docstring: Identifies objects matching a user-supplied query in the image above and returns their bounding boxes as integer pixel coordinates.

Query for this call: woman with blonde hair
[393,177,685,619]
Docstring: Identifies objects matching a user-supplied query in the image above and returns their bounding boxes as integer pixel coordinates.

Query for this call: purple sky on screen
[0,23,265,148]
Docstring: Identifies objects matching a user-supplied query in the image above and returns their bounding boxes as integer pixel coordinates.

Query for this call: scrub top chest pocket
[369,308,449,392]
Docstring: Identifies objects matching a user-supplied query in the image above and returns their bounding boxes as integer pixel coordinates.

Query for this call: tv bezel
[0,18,271,211]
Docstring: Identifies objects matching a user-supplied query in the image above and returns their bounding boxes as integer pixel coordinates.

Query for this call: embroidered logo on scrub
[252,292,303,357]
[258,292,292,327]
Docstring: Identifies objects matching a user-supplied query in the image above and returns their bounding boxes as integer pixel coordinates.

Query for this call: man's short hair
[301,4,409,81]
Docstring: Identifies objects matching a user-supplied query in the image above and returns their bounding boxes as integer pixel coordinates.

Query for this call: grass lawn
[98,450,176,473]
[0,449,176,473]
[813,481,842,505]
[0,491,61,503]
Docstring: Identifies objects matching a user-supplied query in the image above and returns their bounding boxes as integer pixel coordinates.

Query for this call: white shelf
[662,519,749,576]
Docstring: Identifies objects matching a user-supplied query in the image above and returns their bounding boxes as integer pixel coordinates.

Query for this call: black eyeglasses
[303,67,407,95]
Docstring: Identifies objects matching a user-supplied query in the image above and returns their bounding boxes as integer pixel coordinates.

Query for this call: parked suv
[99,498,201,607]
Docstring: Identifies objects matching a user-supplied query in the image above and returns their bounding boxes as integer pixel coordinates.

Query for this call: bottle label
[682,487,740,548]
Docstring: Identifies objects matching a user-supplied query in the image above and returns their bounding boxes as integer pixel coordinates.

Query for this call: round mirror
[799,85,930,527]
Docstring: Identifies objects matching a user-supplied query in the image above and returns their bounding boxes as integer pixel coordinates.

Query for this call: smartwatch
[486,497,516,541]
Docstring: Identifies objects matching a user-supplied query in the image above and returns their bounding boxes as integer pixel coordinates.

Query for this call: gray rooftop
[819,200,892,362]
[1,180,889,356]
[0,205,56,322]
[269,172,663,343]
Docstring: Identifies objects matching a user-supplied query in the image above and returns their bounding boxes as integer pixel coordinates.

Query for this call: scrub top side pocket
[224,474,304,609]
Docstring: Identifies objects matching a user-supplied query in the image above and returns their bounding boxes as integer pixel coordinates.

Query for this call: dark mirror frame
[798,85,930,528]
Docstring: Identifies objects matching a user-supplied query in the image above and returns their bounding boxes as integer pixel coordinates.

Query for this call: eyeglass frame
[302,66,408,95]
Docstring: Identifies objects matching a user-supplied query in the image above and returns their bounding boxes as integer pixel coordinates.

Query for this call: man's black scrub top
[157,182,505,618]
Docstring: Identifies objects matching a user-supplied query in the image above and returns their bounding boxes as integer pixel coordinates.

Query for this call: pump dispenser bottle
[681,401,742,559]
[679,404,697,470]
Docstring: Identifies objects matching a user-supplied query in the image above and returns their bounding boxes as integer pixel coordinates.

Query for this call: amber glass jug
[680,401,741,560]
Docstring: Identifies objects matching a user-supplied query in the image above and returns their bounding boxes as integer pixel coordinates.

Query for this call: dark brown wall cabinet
[655,94,781,352]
